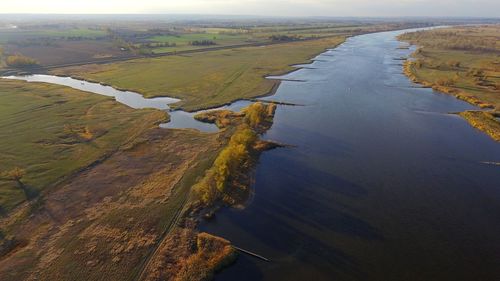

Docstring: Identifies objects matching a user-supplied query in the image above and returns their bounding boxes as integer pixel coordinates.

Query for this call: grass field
[0,79,167,212]
[148,32,257,53]
[0,78,251,281]
[400,25,500,141]
[53,36,346,111]
[0,127,225,281]
[0,78,232,281]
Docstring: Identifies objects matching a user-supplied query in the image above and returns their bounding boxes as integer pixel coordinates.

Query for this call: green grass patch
[0,79,166,212]
[53,37,346,111]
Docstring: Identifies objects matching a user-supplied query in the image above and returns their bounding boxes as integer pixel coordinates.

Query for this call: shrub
[436,77,455,87]
[6,54,38,68]
[190,40,216,46]
[243,102,276,128]
[3,167,26,182]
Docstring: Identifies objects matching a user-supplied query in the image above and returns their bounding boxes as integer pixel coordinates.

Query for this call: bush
[3,167,26,182]
[6,54,38,68]
[436,77,455,87]
[244,102,275,128]
[190,40,216,46]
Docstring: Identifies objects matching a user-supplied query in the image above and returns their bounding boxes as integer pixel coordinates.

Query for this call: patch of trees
[106,28,138,53]
[194,125,256,204]
[219,30,248,36]
[139,42,177,48]
[6,54,39,68]
[193,102,276,205]
[190,40,216,46]
[8,35,105,47]
[269,35,302,42]
[244,102,276,128]
[146,29,180,37]
[8,38,58,47]
[400,29,499,53]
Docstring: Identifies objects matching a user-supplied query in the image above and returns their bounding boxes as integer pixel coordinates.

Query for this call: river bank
[399,25,500,141]
[0,73,281,280]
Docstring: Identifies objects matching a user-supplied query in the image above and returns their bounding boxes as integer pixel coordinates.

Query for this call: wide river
[4,28,500,280]
[200,29,500,280]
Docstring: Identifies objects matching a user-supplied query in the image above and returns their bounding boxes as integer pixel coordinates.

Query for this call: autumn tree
[6,54,38,68]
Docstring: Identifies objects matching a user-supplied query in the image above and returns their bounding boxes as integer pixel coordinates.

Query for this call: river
[3,28,500,280]
[199,29,500,280]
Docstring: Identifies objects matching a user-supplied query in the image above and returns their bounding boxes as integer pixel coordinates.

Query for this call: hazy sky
[2,0,499,17]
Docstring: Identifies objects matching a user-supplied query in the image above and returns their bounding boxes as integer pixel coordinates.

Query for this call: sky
[1,0,499,17]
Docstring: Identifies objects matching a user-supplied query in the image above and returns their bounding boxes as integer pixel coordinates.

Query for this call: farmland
[0,20,430,69]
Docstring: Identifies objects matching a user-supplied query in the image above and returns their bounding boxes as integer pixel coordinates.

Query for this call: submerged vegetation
[400,25,500,141]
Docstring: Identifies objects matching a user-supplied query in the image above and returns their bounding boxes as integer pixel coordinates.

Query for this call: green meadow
[0,79,166,212]
[54,36,346,111]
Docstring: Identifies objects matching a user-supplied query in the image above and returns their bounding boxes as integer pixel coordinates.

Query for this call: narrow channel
[1,74,252,132]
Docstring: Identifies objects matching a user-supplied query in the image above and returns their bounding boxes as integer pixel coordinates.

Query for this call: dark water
[200,29,500,281]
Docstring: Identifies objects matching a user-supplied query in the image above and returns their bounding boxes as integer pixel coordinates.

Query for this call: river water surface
[3,28,500,281]
[198,29,500,280]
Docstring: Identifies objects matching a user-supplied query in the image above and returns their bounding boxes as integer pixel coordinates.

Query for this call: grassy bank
[399,25,500,141]
[0,79,167,212]
[459,111,500,142]
[138,102,278,281]
[0,78,276,281]
[0,78,231,280]
[52,37,346,111]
